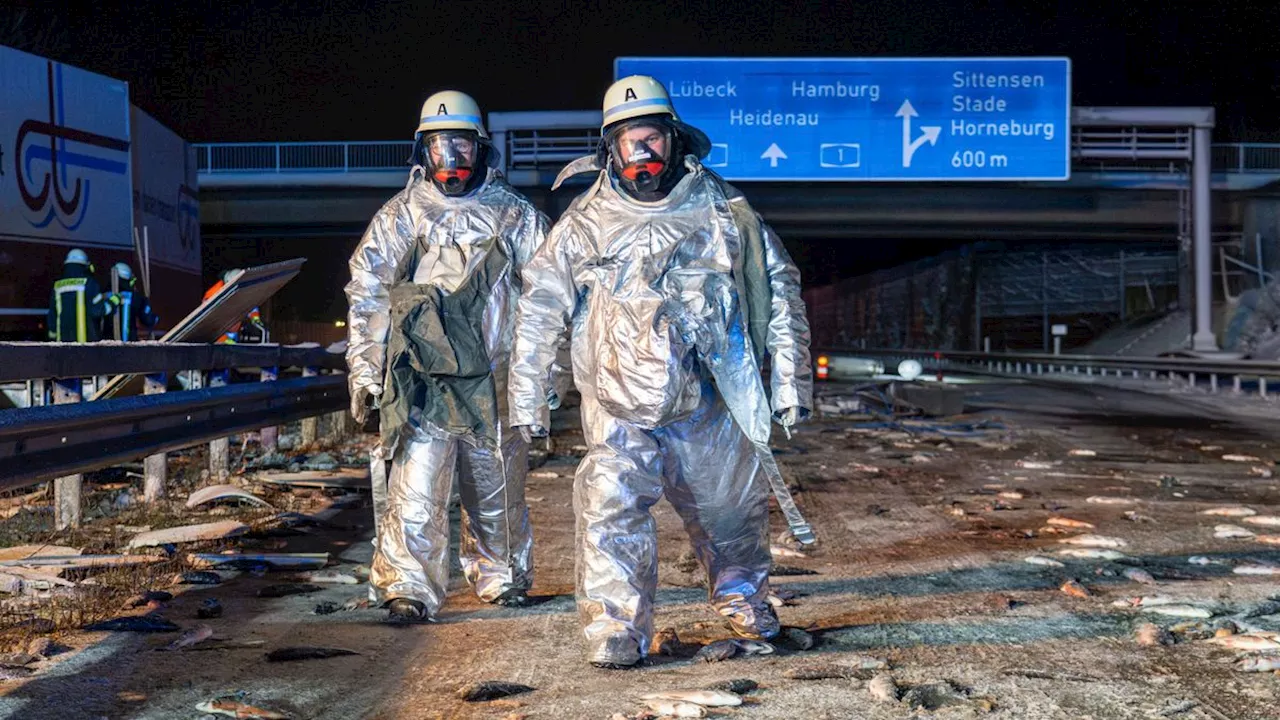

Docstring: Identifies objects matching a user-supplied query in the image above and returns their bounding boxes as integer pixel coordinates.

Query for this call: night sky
[8,0,1280,143]
[4,1,1278,322]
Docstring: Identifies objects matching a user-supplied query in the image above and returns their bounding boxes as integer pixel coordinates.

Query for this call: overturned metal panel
[92,258,307,400]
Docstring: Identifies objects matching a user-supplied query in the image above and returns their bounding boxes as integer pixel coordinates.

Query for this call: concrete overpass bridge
[195,107,1280,351]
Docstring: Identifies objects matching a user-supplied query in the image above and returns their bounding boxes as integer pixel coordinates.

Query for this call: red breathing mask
[613,129,671,195]
[423,131,479,195]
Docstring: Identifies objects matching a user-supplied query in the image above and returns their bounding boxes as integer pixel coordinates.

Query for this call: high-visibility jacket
[47,265,115,342]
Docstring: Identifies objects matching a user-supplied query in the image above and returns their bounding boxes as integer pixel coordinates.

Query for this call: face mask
[609,122,673,196]
[420,131,480,196]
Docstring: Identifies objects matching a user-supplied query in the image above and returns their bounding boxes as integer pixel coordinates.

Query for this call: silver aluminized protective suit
[346,165,550,614]
[508,156,813,665]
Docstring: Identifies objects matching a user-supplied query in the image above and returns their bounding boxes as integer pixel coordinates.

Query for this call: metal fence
[0,343,349,530]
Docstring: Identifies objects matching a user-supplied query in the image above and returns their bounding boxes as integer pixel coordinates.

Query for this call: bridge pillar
[1192,125,1219,352]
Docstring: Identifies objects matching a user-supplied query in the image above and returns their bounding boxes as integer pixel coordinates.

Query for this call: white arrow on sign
[761,143,787,168]
[895,100,941,168]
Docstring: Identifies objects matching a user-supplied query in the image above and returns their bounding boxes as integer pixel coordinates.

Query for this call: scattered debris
[257,583,323,598]
[642,700,706,718]
[457,681,535,702]
[1216,524,1257,539]
[704,679,757,694]
[196,698,289,719]
[695,640,740,663]
[1122,510,1156,523]
[1135,623,1175,646]
[186,484,274,509]
[867,674,899,703]
[1068,449,1097,457]
[1201,506,1257,517]
[770,564,817,576]
[1221,454,1261,462]
[190,553,329,571]
[640,690,742,707]
[775,627,815,651]
[1059,534,1128,549]
[84,616,180,633]
[123,590,173,609]
[264,647,360,662]
[1057,548,1129,560]
[127,520,249,549]
[174,571,224,585]
[1047,517,1094,529]
[1024,555,1065,567]
[1203,634,1280,651]
[769,545,806,559]
[161,624,214,651]
[1122,568,1157,585]
[783,664,856,680]
[1233,564,1280,575]
[198,598,224,619]
[1060,579,1091,598]
[1236,656,1280,672]
[1086,496,1136,505]
[1242,515,1280,527]
[297,569,360,585]
[1141,605,1214,619]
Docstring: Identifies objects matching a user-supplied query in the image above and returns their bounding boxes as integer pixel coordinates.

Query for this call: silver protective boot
[508,157,812,666]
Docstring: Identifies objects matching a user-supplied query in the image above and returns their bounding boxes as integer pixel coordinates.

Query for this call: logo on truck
[15,60,130,231]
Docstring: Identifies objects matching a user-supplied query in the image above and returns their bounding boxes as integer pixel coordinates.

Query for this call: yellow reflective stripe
[76,288,86,342]
[54,290,62,341]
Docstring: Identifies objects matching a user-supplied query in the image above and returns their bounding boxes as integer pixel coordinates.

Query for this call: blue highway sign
[613,57,1072,182]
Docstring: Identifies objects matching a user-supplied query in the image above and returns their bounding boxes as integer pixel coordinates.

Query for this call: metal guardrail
[0,343,351,526]
[192,140,1280,176]
[820,346,1280,396]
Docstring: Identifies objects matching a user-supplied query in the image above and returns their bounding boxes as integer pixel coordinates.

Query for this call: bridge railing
[0,342,349,530]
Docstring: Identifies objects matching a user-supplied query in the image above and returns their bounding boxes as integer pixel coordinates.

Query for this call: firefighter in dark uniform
[47,249,118,342]
[106,262,160,341]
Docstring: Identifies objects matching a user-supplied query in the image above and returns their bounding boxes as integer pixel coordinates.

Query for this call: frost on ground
[1,381,1280,719]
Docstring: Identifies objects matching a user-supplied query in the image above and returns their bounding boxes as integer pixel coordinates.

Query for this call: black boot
[492,589,533,608]
[386,598,430,624]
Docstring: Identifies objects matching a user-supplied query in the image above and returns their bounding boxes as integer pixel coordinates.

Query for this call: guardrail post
[1260,377,1268,399]
[301,366,319,447]
[52,378,82,530]
[143,373,168,502]
[1234,375,1242,394]
[259,365,279,452]
[208,370,230,480]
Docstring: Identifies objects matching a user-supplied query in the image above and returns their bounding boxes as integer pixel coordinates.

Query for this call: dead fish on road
[1122,568,1157,585]
[640,690,742,707]
[1254,535,1280,546]
[783,664,855,680]
[1047,517,1095,529]
[160,624,213,651]
[297,570,360,585]
[1221,454,1262,462]
[1142,605,1213,619]
[1057,548,1129,561]
[195,699,289,719]
[122,590,173,609]
[84,616,180,633]
[1024,555,1065,567]
[265,646,360,662]
[1187,556,1228,566]
[457,680,535,702]
[705,678,757,694]
[174,571,223,585]
[1086,496,1136,505]
[1214,524,1256,539]
[1242,515,1280,527]
[1236,656,1280,673]
[1233,564,1280,576]
[1204,634,1280,651]
[695,639,774,663]
[643,700,706,718]
[770,545,806,559]
[198,598,224,619]
[1059,534,1128,549]
[1201,506,1257,517]
[257,583,323,598]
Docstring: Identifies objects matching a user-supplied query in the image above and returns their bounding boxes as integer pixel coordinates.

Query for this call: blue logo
[15,60,130,231]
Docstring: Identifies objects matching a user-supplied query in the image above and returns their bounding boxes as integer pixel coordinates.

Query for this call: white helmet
[64,248,89,265]
[416,90,488,139]
[112,262,133,281]
[600,75,711,160]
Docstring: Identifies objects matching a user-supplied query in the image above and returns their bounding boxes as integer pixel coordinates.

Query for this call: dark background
[4,0,1277,322]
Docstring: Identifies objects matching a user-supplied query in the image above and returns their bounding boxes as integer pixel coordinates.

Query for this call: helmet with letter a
[411,89,501,196]
[599,75,712,198]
